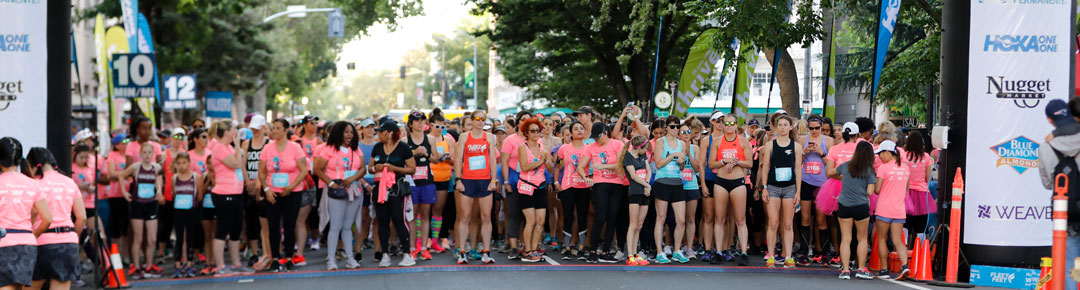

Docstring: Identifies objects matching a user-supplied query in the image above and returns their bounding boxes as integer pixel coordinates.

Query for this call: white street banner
[965,0,1071,246]
[0,0,47,155]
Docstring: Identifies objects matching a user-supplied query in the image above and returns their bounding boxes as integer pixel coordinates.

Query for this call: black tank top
[407,133,433,185]
[134,164,159,203]
[246,139,265,180]
[767,138,796,187]
[173,175,197,204]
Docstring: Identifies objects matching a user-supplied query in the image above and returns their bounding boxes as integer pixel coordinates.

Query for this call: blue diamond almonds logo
[990,136,1039,174]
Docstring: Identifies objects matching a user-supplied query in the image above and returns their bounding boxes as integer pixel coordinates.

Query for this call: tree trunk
[763,48,802,119]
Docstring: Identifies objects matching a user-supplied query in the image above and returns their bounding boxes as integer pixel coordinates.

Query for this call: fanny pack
[45,227,76,234]
[0,228,33,241]
[328,179,348,199]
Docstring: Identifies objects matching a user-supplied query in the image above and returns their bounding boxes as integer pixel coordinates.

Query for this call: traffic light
[400,66,406,79]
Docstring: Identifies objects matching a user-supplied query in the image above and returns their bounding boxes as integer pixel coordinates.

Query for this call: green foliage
[684,0,826,68]
[425,21,491,109]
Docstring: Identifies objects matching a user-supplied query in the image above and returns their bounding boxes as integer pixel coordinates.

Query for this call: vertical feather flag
[870,0,903,111]
[731,42,758,126]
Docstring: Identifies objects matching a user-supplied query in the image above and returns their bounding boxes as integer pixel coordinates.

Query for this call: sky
[336,0,476,76]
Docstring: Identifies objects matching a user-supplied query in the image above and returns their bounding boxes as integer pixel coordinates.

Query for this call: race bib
[202,194,215,208]
[804,161,823,175]
[413,166,429,180]
[570,174,587,187]
[635,169,648,181]
[721,148,739,159]
[235,169,244,185]
[600,169,616,179]
[775,167,793,182]
[468,155,487,171]
[272,173,290,188]
[517,182,535,196]
[681,168,694,182]
[174,194,194,210]
[436,146,445,154]
[137,183,155,199]
[345,170,358,179]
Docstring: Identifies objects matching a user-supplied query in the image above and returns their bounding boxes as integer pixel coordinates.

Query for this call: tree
[474,0,703,116]
[426,20,491,110]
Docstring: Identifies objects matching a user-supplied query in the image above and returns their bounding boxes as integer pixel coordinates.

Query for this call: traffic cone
[1037,257,1052,290]
[105,244,130,289]
[910,237,922,278]
[869,233,881,271]
[915,238,933,281]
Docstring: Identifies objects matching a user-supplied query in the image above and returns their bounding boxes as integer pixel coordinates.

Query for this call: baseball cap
[589,121,607,139]
[573,106,597,117]
[552,111,567,119]
[875,140,898,154]
[74,128,94,143]
[244,113,255,124]
[775,109,788,115]
[842,122,859,135]
[494,125,507,133]
[248,115,267,130]
[171,127,187,137]
[111,134,129,146]
[358,118,376,128]
[409,110,427,121]
[748,119,761,127]
[301,115,320,125]
[1045,99,1074,127]
[376,119,398,132]
[710,111,725,122]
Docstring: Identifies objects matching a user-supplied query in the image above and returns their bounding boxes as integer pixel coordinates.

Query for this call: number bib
[517,182,535,196]
[468,155,487,171]
[570,174,587,188]
[635,169,648,181]
[203,194,215,208]
[345,170,358,180]
[436,146,445,154]
[775,167,793,182]
[413,166,429,180]
[272,173,290,188]
[137,183,155,199]
[721,148,739,159]
[174,194,194,210]
[600,169,616,179]
[234,169,244,185]
[804,161,823,175]
[681,168,694,182]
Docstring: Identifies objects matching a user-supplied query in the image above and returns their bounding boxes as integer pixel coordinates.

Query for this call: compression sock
[563,231,572,247]
[799,225,812,255]
[431,217,443,239]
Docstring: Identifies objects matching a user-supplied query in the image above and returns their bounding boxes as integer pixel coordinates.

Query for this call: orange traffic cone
[910,237,922,278]
[915,238,933,281]
[1038,257,1053,290]
[869,233,881,271]
[105,244,130,289]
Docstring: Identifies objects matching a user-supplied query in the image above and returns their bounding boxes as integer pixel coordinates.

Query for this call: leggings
[213,194,244,241]
[590,183,625,252]
[158,202,174,247]
[560,187,590,245]
[326,197,362,261]
[506,188,523,240]
[375,193,410,250]
[172,208,199,263]
[265,191,301,259]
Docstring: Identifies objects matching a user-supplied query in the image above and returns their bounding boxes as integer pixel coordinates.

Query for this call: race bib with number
[272,173,290,188]
[804,161,823,175]
[775,167,793,182]
[202,194,215,208]
[436,146,445,154]
[635,169,648,181]
[413,166,429,180]
[721,148,739,159]
[570,174,587,187]
[345,170,358,179]
[468,155,487,171]
[174,194,194,210]
[137,183,155,199]
[517,182,535,196]
[600,169,616,179]
[235,169,244,185]
[681,168,694,182]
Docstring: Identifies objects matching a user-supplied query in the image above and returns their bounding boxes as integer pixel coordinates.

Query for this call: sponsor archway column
[47,0,72,172]
[938,0,968,278]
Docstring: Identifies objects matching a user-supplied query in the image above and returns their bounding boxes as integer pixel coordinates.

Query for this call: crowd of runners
[0,104,941,289]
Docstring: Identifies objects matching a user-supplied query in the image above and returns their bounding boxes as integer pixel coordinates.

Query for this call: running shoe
[654,253,671,264]
[430,242,447,253]
[663,246,673,256]
[521,251,541,263]
[399,253,416,267]
[327,260,338,271]
[896,264,911,281]
[129,268,143,280]
[248,254,260,267]
[199,266,212,276]
[354,252,363,263]
[586,251,598,264]
[635,254,650,266]
[198,253,207,263]
[701,250,713,263]
[839,270,852,280]
[811,254,825,265]
[627,256,639,266]
[876,269,890,279]
[673,251,690,263]
[285,259,296,271]
[172,267,183,278]
[336,249,347,261]
[143,265,162,278]
[345,258,361,269]
[410,248,421,259]
[738,253,749,266]
[235,266,255,274]
[598,253,618,264]
[766,256,776,268]
[420,249,433,260]
[855,268,874,280]
[481,250,495,264]
[506,248,519,260]
[686,249,698,260]
[693,244,706,256]
[185,266,197,278]
[722,250,734,262]
[469,249,482,260]
[562,249,575,261]
[214,266,237,277]
[271,259,284,272]
[379,253,392,268]
[456,251,468,265]
[797,255,812,267]
[254,256,271,271]
[310,238,321,251]
[292,254,307,266]
[614,250,627,262]
[783,257,796,269]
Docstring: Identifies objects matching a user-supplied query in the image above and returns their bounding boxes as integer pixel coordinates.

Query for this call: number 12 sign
[162,74,197,110]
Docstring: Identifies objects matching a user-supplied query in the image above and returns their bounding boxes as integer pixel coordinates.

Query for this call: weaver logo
[984,34,1058,53]
[989,136,1039,174]
[0,34,31,53]
[976,204,1051,220]
[881,0,901,33]
[985,76,1049,108]
[978,205,991,218]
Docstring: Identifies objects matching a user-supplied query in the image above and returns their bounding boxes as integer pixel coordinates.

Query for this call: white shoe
[614,251,627,261]
[663,246,673,256]
[345,258,361,269]
[399,254,416,267]
[379,253,391,268]
[327,260,338,270]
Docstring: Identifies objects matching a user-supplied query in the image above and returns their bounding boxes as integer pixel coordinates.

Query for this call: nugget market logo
[986,76,1048,108]
[990,136,1039,174]
[0,80,23,111]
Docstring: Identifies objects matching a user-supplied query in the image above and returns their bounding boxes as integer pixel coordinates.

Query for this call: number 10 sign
[111,53,157,99]
[162,74,197,110]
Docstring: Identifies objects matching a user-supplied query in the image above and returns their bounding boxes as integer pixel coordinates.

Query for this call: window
[752,73,770,96]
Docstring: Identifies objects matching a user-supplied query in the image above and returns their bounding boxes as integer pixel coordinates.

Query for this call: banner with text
[675,28,720,117]
[0,0,48,154]
[965,0,1072,246]
[206,91,233,119]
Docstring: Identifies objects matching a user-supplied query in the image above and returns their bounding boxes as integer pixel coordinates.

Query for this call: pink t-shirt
[210,142,244,195]
[261,141,308,193]
[518,141,547,185]
[71,163,96,209]
[501,134,526,172]
[827,142,858,165]
[188,149,210,175]
[557,143,589,189]
[902,152,932,192]
[0,171,45,247]
[125,140,162,163]
[299,136,320,172]
[319,146,364,181]
[875,161,910,220]
[586,139,625,184]
[36,171,80,245]
[106,152,129,199]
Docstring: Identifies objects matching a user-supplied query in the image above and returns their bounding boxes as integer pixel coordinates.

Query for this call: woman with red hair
[516,118,553,262]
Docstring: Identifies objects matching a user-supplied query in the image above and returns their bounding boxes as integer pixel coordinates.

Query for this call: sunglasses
[808,126,821,130]
[529,129,542,134]
[473,116,487,122]
[433,125,446,129]
[121,138,131,144]
[172,135,186,139]
[680,130,691,135]
[668,125,678,129]
[723,121,737,126]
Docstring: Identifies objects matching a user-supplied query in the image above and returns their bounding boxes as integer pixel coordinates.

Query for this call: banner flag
[870,0,902,107]
[134,13,157,126]
[824,16,837,120]
[104,26,130,130]
[731,42,758,126]
[94,15,113,130]
[675,28,721,117]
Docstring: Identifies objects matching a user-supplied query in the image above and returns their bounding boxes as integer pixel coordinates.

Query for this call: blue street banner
[162,74,197,110]
[206,91,233,119]
[111,53,157,99]
[119,0,139,53]
[870,0,902,107]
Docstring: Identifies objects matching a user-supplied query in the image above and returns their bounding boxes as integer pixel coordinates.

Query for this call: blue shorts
[461,179,492,198]
[411,184,438,204]
[877,216,905,224]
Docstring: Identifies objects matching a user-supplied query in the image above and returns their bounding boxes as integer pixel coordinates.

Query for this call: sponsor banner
[824,17,836,121]
[965,0,1072,246]
[968,265,1040,290]
[870,0,902,105]
[675,28,720,117]
[0,0,47,155]
[731,42,757,126]
[104,26,130,130]
[206,91,233,119]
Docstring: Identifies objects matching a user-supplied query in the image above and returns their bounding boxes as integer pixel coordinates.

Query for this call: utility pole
[441,40,446,104]
[473,36,478,110]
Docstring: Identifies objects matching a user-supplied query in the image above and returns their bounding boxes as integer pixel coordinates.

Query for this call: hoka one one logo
[881,0,900,33]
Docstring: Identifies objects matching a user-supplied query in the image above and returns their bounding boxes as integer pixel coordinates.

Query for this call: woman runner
[258,118,309,272]
[830,140,876,280]
[315,121,366,270]
[168,152,203,278]
[428,109,454,253]
[118,143,165,279]
[797,116,833,266]
[760,115,803,268]
[622,135,651,266]
[453,111,499,264]
[25,148,85,290]
[873,140,912,280]
[578,121,626,264]
[678,120,707,261]
[708,114,753,266]
[207,120,255,275]
[371,119,419,267]
[0,138,52,290]
[516,117,553,262]
[555,122,590,260]
[405,111,440,260]
[652,116,689,264]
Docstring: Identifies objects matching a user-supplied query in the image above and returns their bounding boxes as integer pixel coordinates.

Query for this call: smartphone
[626,102,635,107]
